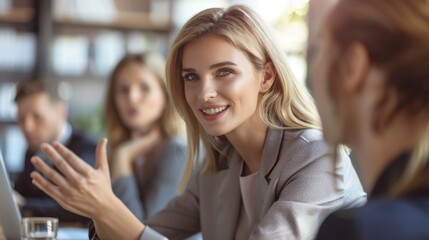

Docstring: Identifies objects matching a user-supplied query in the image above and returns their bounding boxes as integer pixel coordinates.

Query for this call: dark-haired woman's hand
[110,129,161,181]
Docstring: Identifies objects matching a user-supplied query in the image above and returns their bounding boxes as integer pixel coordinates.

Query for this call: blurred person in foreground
[13,79,97,225]
[308,0,429,239]
[104,52,187,221]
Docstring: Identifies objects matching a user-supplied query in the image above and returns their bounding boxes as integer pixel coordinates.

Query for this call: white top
[235,168,260,240]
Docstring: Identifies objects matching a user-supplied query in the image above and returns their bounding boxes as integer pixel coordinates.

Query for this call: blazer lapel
[260,128,284,185]
[215,150,242,240]
[256,128,284,218]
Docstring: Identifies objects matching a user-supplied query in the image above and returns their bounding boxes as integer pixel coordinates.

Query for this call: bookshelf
[0,0,174,165]
[0,7,33,24]
[55,11,172,32]
[0,0,174,119]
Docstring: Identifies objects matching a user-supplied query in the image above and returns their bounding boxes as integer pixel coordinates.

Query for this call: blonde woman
[310,0,429,239]
[30,5,365,240]
[104,53,186,221]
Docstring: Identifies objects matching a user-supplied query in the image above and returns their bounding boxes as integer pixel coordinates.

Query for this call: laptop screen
[0,149,22,239]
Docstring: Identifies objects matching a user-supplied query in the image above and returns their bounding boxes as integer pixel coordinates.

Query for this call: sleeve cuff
[140,226,168,240]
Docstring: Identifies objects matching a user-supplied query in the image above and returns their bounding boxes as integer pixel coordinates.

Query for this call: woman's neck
[131,124,163,140]
[353,113,427,193]
[226,117,268,175]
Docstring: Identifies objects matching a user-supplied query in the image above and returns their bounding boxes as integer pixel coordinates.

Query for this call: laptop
[0,149,22,239]
[0,150,88,240]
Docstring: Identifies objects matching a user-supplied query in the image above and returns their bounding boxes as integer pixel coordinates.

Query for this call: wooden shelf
[54,11,172,32]
[53,74,108,83]
[0,72,108,83]
[0,119,16,124]
[0,71,33,82]
[0,8,34,25]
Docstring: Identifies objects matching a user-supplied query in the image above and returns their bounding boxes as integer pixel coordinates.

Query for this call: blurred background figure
[105,52,187,221]
[13,79,97,225]
[307,0,429,239]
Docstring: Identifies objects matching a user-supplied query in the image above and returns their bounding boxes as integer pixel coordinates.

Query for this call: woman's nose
[128,87,142,103]
[199,79,217,102]
[202,89,217,102]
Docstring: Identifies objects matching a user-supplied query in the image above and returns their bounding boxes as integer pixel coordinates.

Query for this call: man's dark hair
[14,79,63,103]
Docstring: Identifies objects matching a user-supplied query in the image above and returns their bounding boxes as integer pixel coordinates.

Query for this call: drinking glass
[21,217,58,240]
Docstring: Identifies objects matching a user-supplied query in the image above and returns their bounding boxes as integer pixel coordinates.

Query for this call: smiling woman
[29,4,366,240]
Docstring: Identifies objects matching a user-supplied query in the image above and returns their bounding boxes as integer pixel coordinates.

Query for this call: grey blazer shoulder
[141,128,366,240]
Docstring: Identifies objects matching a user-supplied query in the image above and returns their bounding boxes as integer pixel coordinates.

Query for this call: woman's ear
[260,61,276,93]
[342,42,371,94]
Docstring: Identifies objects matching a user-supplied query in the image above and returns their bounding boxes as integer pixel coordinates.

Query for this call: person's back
[13,79,97,224]
[319,197,429,239]
[317,152,429,239]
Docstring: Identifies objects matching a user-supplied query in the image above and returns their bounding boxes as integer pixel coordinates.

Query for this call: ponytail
[391,122,429,196]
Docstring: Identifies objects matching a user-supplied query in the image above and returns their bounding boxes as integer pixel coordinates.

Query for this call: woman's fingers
[30,170,63,201]
[96,138,110,175]
[40,143,81,183]
[51,142,92,177]
[31,171,89,216]
[29,139,115,220]
[31,156,72,190]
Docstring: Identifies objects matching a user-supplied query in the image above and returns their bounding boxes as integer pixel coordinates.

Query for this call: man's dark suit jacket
[316,153,429,240]
[14,130,97,225]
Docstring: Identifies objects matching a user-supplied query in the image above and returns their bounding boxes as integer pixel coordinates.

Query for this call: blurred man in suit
[13,79,97,225]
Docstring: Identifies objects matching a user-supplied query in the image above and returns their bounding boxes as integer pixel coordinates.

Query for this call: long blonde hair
[166,5,320,188]
[326,0,429,196]
[105,52,185,162]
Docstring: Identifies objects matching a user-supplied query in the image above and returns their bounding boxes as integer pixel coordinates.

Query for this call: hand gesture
[31,139,146,238]
[30,139,115,218]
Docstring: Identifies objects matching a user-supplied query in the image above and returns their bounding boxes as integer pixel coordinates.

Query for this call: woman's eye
[217,69,232,77]
[183,73,198,81]
[118,86,129,94]
[140,83,150,92]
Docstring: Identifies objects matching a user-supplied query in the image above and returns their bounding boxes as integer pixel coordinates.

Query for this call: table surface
[0,224,88,240]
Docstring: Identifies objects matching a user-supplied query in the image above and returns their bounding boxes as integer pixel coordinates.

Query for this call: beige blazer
[142,128,367,240]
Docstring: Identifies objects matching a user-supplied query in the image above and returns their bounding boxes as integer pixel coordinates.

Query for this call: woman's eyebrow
[182,61,237,73]
[209,61,237,69]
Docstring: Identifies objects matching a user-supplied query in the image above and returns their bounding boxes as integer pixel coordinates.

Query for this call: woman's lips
[199,105,229,121]
[126,108,140,119]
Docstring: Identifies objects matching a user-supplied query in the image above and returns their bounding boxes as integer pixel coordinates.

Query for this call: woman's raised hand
[31,139,147,238]
[110,128,161,180]
[30,139,116,219]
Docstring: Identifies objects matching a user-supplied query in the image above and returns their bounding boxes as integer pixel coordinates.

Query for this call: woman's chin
[202,127,228,138]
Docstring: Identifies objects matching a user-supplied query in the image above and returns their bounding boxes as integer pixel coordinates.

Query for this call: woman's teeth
[202,106,227,115]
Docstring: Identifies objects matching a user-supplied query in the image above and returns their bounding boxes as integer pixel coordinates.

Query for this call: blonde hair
[105,52,185,163]
[326,0,429,196]
[166,5,320,188]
